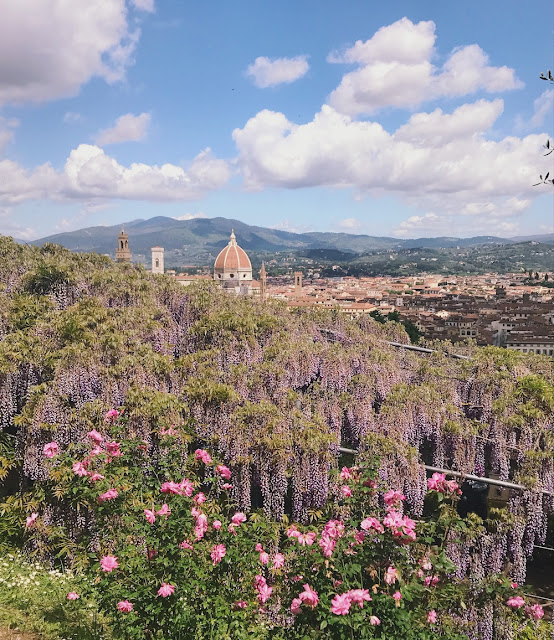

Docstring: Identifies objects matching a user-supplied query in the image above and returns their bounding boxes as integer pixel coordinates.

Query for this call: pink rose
[211,543,226,565]
[340,466,352,480]
[347,589,371,608]
[144,509,156,525]
[299,584,319,608]
[213,520,222,530]
[194,449,212,465]
[370,616,381,625]
[222,483,233,490]
[72,461,89,477]
[179,539,193,550]
[25,513,38,528]
[117,600,133,612]
[427,610,437,624]
[104,409,119,423]
[507,596,525,609]
[319,534,336,557]
[161,481,181,494]
[231,512,247,526]
[259,551,269,565]
[331,593,351,615]
[87,429,103,444]
[234,600,248,609]
[105,441,122,457]
[256,582,272,604]
[158,583,175,597]
[100,555,118,572]
[66,591,79,600]
[341,485,352,498]
[157,503,171,517]
[393,591,402,601]
[297,531,316,546]
[89,472,105,482]
[360,517,384,533]
[272,553,285,569]
[384,566,399,585]
[43,442,58,458]
[216,464,231,480]
[291,597,303,615]
[384,489,406,507]
[98,489,118,503]
[193,492,206,505]
[525,604,544,620]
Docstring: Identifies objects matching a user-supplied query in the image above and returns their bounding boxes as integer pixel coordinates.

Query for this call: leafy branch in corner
[534,71,554,185]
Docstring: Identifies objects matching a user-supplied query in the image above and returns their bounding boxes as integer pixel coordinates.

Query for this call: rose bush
[23,410,545,640]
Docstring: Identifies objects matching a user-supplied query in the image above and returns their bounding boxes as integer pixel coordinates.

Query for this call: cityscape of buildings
[116,228,554,357]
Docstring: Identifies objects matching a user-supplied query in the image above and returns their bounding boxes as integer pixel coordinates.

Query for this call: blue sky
[0,0,552,240]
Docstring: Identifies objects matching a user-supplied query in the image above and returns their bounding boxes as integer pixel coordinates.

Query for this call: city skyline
[0,0,553,241]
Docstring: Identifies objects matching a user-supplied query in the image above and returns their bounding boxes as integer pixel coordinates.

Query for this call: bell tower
[294,271,303,297]
[259,261,267,300]
[151,247,164,274]
[116,226,131,263]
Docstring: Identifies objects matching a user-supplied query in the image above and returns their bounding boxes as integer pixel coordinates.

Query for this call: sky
[0,0,553,241]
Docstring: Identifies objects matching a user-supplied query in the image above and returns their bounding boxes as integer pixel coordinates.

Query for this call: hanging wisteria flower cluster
[0,237,553,589]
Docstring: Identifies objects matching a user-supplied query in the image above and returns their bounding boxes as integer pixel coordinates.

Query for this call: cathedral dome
[213,230,252,291]
[214,230,252,271]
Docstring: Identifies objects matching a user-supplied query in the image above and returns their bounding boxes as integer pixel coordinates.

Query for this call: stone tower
[294,271,303,297]
[151,246,164,274]
[259,261,267,300]
[116,226,131,263]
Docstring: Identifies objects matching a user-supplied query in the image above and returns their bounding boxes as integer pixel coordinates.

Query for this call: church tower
[151,246,164,274]
[116,226,131,263]
[294,271,303,297]
[259,261,267,300]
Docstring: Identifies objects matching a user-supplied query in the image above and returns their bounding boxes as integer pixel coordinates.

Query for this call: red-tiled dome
[214,231,252,271]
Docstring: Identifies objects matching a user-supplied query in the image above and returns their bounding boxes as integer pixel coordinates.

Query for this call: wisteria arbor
[0,237,553,588]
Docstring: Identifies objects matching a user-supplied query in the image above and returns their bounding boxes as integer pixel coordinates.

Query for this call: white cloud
[393,212,522,238]
[63,112,84,124]
[394,99,504,147]
[0,207,36,240]
[0,117,19,155]
[337,217,361,230]
[246,56,309,88]
[0,145,230,205]
[531,89,554,128]
[174,212,208,221]
[233,101,546,228]
[0,0,145,106]
[130,0,155,11]
[270,219,313,233]
[328,18,522,115]
[95,112,151,145]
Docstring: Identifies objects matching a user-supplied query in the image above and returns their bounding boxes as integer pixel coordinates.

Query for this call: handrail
[338,447,554,497]
[385,341,471,360]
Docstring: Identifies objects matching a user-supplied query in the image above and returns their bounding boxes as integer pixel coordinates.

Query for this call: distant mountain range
[18,216,554,266]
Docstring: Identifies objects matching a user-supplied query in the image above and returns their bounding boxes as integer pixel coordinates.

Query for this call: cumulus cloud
[174,212,208,220]
[95,112,151,145]
[0,0,147,106]
[232,101,546,231]
[0,145,230,205]
[246,56,309,88]
[328,18,521,115]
